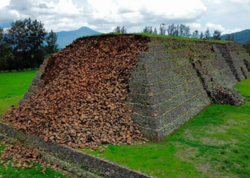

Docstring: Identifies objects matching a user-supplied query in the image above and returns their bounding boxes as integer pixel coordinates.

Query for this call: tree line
[114,23,236,41]
[114,24,250,56]
[0,18,59,72]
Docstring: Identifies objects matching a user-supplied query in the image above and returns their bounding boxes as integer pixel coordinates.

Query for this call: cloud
[38,3,53,9]
[222,28,242,35]
[0,0,208,32]
[203,0,222,4]
[8,0,33,11]
[205,22,225,31]
[230,0,250,3]
[204,22,242,35]
[0,0,249,36]
[87,0,207,25]
[0,0,10,9]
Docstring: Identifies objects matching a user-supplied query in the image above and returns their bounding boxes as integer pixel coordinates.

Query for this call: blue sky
[0,0,249,34]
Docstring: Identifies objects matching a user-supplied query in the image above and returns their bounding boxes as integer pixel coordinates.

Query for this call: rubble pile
[3,35,150,150]
[1,143,42,168]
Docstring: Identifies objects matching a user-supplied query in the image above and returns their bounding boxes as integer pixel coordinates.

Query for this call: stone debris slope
[1,142,42,169]
[3,35,150,150]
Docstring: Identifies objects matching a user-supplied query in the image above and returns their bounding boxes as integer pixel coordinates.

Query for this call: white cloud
[87,0,207,24]
[205,22,225,31]
[0,0,10,9]
[48,0,80,15]
[186,23,202,30]
[0,0,208,32]
[204,22,242,35]
[230,0,250,3]
[222,28,242,35]
[204,0,222,3]
[0,0,249,35]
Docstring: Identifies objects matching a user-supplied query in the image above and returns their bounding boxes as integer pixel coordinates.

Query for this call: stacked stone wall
[225,42,250,79]
[127,39,211,140]
[127,39,250,140]
[199,44,238,88]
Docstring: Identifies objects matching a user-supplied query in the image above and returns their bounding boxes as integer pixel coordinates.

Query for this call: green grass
[0,164,67,178]
[0,70,37,100]
[81,32,229,44]
[0,70,37,120]
[84,78,250,178]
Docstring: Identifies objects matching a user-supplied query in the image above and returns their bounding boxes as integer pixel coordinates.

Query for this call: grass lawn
[0,70,37,120]
[0,70,37,100]
[83,78,250,178]
[0,70,69,178]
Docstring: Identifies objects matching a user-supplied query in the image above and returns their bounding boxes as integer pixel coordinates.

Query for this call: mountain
[221,29,250,44]
[56,27,102,49]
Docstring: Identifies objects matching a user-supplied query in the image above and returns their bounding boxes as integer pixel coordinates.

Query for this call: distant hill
[221,29,250,44]
[56,27,101,49]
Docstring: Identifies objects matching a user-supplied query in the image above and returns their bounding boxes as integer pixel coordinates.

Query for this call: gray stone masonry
[192,59,244,106]
[215,43,250,81]
[127,40,250,140]
[127,40,211,140]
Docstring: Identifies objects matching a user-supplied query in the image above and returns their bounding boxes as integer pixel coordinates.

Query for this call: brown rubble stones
[3,35,150,150]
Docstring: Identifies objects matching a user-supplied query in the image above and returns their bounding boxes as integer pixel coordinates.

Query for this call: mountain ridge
[56,26,101,49]
[221,29,250,44]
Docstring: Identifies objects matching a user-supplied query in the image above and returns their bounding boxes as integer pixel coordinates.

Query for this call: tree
[120,26,127,33]
[44,30,59,58]
[0,28,4,57]
[160,24,166,35]
[4,18,47,70]
[114,26,126,33]
[204,28,210,40]
[167,24,175,36]
[153,27,157,35]
[225,34,235,41]
[0,28,6,71]
[174,24,179,36]
[0,27,14,71]
[212,30,221,40]
[0,28,4,44]
[114,26,120,33]
[225,34,230,40]
[200,32,204,39]
[25,18,47,69]
[192,30,199,38]
[4,20,28,71]
[142,26,153,34]
[183,25,191,37]
[167,23,190,37]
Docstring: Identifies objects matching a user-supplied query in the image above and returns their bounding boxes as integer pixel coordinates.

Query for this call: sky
[0,0,249,35]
